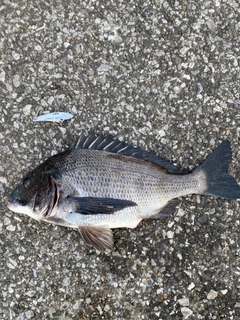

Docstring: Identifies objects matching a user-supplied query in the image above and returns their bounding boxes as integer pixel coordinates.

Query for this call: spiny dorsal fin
[71,133,179,174]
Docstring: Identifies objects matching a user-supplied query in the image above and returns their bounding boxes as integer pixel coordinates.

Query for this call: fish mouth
[7,192,28,210]
[8,192,20,205]
[7,194,35,216]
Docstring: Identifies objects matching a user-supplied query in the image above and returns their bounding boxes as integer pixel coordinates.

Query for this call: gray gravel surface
[1,0,240,319]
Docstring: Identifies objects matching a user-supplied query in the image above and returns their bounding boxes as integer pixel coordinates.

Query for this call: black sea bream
[8,134,240,251]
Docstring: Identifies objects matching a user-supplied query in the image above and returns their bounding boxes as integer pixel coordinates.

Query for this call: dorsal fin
[70,133,179,174]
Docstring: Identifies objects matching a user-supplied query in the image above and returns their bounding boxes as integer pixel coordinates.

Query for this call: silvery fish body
[8,134,240,251]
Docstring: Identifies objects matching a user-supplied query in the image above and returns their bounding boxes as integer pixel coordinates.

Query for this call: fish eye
[22,177,31,188]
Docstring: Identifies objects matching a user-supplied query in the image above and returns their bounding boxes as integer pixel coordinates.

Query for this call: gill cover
[33,174,61,217]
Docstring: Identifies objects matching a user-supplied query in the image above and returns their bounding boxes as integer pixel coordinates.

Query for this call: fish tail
[197,140,240,199]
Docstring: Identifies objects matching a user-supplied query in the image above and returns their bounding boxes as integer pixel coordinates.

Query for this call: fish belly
[78,207,142,229]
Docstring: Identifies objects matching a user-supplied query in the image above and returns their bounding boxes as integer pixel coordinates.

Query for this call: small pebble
[206,19,216,31]
[0,70,5,82]
[188,283,195,290]
[97,64,110,72]
[6,225,16,232]
[25,290,36,297]
[25,310,34,319]
[178,298,189,306]
[13,74,21,87]
[23,105,32,115]
[167,231,174,239]
[207,289,218,300]
[158,130,165,137]
[4,217,11,226]
[181,307,193,319]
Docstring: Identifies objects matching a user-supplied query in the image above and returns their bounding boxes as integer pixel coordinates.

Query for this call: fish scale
[60,150,174,212]
[7,134,240,251]
[60,150,202,210]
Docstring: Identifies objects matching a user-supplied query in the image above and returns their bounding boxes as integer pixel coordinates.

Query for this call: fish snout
[7,191,27,208]
[8,192,15,203]
[7,190,34,216]
[7,192,19,208]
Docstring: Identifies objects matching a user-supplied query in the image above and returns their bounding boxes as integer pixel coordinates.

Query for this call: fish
[7,133,240,251]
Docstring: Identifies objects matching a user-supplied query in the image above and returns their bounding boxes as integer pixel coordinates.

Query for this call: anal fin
[150,199,180,219]
[79,226,114,251]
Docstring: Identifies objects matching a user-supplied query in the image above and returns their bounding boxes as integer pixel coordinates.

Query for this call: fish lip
[7,198,22,212]
[7,194,19,208]
[8,193,28,207]
[7,191,33,214]
[7,192,15,203]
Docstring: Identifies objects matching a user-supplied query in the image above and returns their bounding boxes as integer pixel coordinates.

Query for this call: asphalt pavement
[0,1,240,319]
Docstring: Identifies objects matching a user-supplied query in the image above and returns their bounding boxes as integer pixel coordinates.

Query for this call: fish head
[7,164,62,220]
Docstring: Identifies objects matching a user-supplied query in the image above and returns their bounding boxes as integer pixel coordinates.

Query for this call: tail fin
[198,140,240,199]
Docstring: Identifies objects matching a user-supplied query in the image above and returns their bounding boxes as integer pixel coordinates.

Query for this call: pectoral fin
[79,226,114,251]
[70,196,137,215]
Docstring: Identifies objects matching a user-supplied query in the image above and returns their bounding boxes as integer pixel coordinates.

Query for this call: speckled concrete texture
[1,0,240,319]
